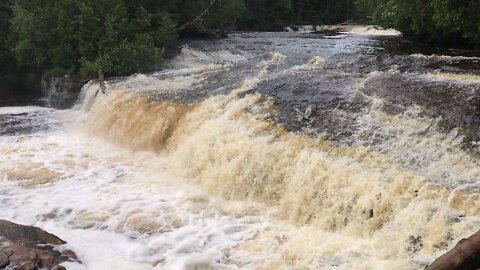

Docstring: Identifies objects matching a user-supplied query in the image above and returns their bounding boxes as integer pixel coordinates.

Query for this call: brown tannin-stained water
[1,27,480,269]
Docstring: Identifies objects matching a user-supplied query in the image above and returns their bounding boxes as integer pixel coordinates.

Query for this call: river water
[1,27,480,269]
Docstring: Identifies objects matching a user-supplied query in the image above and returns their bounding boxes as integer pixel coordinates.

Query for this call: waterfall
[2,32,479,269]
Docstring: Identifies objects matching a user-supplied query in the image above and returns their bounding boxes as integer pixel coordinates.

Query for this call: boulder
[0,220,79,270]
[42,76,85,109]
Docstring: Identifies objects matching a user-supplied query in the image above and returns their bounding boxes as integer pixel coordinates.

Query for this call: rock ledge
[0,220,79,270]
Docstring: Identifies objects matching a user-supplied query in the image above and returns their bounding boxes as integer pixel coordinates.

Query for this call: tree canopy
[356,0,480,48]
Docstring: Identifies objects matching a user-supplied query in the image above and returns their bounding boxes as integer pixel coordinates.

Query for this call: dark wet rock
[138,31,479,151]
[0,252,8,268]
[0,220,79,270]
[0,109,60,136]
[408,235,424,254]
[244,69,365,140]
[42,76,85,109]
[363,72,480,144]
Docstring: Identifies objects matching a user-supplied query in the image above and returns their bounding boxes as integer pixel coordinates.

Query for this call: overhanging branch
[177,0,217,32]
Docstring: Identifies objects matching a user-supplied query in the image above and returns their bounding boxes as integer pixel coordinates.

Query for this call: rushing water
[1,27,480,269]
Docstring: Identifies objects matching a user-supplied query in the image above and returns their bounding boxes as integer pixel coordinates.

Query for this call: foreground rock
[425,229,480,270]
[0,220,79,270]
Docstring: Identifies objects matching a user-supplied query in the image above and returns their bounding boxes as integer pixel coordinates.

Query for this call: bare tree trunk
[177,0,217,32]
[425,230,480,270]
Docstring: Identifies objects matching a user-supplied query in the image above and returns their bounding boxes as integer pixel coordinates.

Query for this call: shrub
[9,0,176,77]
[98,34,161,76]
[79,58,101,80]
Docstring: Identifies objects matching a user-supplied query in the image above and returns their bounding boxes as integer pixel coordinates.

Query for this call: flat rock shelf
[0,220,79,270]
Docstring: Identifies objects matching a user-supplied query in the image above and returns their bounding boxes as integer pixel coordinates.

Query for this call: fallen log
[425,229,480,270]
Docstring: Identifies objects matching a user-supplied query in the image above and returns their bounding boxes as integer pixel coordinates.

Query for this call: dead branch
[177,0,217,32]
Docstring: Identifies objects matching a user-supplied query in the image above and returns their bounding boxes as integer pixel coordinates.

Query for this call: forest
[0,0,479,102]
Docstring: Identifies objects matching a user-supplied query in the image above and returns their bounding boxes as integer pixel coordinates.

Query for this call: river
[1,26,480,269]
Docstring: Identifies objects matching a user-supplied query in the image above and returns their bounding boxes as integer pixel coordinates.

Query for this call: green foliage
[2,0,255,81]
[0,0,12,65]
[353,0,377,22]
[79,58,101,80]
[241,0,294,27]
[98,34,160,75]
[173,0,246,32]
[241,0,356,28]
[8,0,177,76]
[430,0,480,47]
[355,0,480,48]
[303,0,353,24]
[206,0,246,28]
[153,11,178,42]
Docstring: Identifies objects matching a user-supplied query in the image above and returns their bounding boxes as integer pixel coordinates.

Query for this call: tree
[0,0,12,64]
[9,0,177,77]
[176,0,246,34]
[431,0,480,47]
[302,0,354,23]
[355,0,480,49]
[241,0,294,29]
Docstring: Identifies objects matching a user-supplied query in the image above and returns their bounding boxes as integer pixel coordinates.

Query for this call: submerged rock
[0,220,79,270]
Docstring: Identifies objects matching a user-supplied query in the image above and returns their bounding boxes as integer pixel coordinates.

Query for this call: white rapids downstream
[1,29,480,269]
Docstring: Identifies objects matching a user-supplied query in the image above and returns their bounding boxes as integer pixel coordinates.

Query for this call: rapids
[1,28,480,269]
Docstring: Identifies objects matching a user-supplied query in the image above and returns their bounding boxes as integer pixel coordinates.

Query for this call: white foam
[0,106,50,115]
[421,72,480,84]
[346,26,401,36]
[284,25,321,33]
[410,53,480,61]
[2,34,480,270]
[317,25,401,36]
[0,131,290,269]
[291,56,326,71]
[77,46,248,112]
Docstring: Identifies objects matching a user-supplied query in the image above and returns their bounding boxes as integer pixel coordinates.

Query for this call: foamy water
[1,32,480,269]
[284,25,401,36]
[0,106,50,115]
[0,121,296,269]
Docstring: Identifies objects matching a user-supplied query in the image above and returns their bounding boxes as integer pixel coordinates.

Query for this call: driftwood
[177,0,217,32]
[425,229,480,270]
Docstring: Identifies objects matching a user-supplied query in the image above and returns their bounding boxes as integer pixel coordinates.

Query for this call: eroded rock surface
[42,76,84,109]
[0,220,79,270]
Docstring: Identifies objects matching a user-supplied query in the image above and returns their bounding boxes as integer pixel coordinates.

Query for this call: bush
[356,0,480,49]
[9,0,176,77]
[98,34,160,76]
[79,58,101,80]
